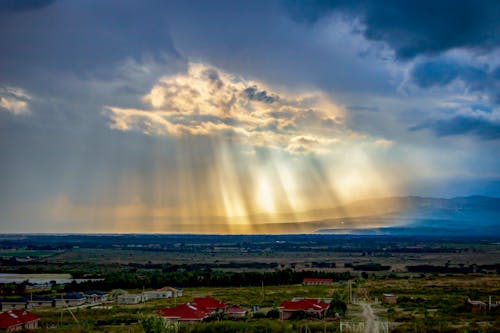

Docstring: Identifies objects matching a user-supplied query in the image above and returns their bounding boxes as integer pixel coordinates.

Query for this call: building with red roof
[191,297,227,312]
[157,303,209,323]
[278,298,329,320]
[0,309,40,331]
[303,278,333,286]
[157,296,227,323]
[225,305,247,319]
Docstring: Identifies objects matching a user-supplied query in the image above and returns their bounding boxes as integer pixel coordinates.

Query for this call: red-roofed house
[0,310,40,331]
[157,296,228,323]
[192,297,227,312]
[225,305,247,319]
[157,303,209,323]
[303,278,333,286]
[278,299,329,320]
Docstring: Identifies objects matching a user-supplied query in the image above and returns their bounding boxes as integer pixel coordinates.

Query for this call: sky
[0,0,499,233]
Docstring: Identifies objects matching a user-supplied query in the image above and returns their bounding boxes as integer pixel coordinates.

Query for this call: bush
[140,315,167,333]
[266,308,280,319]
[252,312,266,319]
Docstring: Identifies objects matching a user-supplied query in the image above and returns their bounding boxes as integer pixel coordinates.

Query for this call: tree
[327,299,347,316]
[327,291,347,317]
[140,315,168,333]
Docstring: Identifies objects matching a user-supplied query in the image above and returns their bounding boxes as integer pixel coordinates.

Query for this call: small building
[55,292,86,307]
[117,293,146,305]
[381,293,397,305]
[467,298,487,313]
[155,286,183,298]
[226,305,247,319]
[0,310,40,331]
[157,303,208,323]
[25,284,51,291]
[303,278,333,286]
[0,298,27,311]
[84,291,108,304]
[278,298,329,320]
[28,295,54,308]
[144,287,175,300]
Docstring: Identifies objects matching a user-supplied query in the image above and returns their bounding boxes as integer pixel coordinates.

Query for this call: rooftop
[0,310,39,329]
[192,297,227,310]
[279,299,329,311]
[157,303,208,321]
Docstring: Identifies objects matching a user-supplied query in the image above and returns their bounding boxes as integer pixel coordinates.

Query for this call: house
[0,298,27,311]
[0,310,40,331]
[157,296,227,323]
[467,298,487,313]
[84,291,108,303]
[54,292,86,307]
[143,286,180,300]
[155,286,183,298]
[381,293,397,305]
[226,305,247,319]
[144,290,172,301]
[191,297,227,313]
[278,298,329,320]
[157,303,209,323]
[303,278,333,286]
[25,284,50,291]
[117,293,146,305]
[28,295,54,308]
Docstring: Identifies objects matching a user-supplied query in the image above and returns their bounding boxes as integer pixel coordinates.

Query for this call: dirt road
[360,302,379,333]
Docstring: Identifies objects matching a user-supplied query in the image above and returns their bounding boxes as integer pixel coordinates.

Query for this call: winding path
[360,302,379,333]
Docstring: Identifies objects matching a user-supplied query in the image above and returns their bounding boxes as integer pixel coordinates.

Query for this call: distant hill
[313,195,500,236]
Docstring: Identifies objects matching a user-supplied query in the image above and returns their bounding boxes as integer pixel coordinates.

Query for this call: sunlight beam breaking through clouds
[96,62,403,232]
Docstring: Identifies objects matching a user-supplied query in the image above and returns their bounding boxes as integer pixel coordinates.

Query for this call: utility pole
[348,280,352,304]
[261,280,265,303]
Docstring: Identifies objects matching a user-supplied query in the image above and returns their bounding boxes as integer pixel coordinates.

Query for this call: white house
[54,293,86,307]
[28,295,54,308]
[117,293,146,304]
[0,297,27,311]
[144,290,172,300]
[84,291,108,303]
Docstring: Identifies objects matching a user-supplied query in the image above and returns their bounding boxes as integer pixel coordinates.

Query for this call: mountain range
[311,195,500,236]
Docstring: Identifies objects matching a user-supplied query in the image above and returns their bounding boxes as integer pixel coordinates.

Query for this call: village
[0,277,498,332]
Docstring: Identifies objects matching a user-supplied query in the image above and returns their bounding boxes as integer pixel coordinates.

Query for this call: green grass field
[26,275,500,332]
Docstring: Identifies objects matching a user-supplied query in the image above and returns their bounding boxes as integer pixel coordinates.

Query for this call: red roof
[192,297,227,311]
[0,310,39,329]
[157,304,208,321]
[279,299,329,312]
[303,278,333,283]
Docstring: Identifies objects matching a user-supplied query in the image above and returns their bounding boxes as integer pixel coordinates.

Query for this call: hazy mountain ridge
[313,195,500,236]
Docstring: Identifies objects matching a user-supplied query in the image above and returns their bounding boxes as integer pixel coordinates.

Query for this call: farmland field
[0,234,498,332]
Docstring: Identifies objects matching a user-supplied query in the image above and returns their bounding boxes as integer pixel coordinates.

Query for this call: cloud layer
[105,63,385,154]
[286,0,500,59]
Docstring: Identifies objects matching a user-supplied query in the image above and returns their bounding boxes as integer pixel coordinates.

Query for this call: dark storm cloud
[411,60,500,104]
[0,0,182,82]
[0,0,55,12]
[410,114,500,140]
[285,0,500,59]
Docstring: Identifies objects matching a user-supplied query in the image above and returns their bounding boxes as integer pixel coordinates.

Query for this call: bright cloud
[0,86,31,115]
[105,63,388,154]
